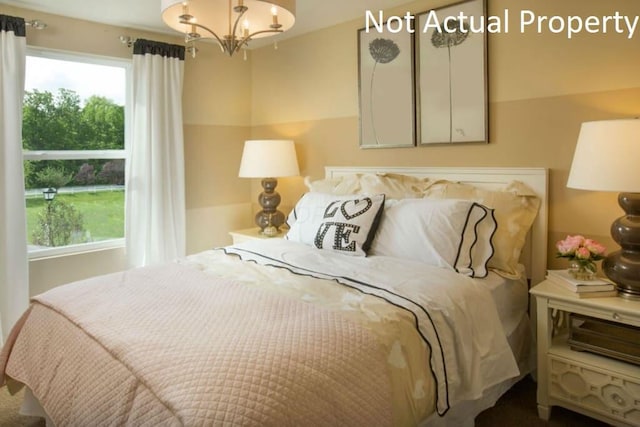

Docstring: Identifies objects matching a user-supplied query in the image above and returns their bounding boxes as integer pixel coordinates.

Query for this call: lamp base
[603,192,640,299]
[255,177,285,232]
[604,250,640,299]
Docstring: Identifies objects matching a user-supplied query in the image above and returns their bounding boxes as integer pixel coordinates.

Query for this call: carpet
[476,376,609,427]
[0,387,44,427]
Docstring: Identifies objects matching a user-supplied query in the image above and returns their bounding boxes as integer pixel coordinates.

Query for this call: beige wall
[251,0,640,271]
[5,0,640,292]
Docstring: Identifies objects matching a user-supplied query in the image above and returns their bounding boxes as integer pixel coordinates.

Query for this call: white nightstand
[229,227,285,244]
[530,280,640,426]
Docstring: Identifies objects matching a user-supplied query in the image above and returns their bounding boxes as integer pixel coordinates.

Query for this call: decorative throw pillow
[422,180,541,279]
[286,192,386,256]
[306,173,431,199]
[305,175,361,196]
[369,199,496,277]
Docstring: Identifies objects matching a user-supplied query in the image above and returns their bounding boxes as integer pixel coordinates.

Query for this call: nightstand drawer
[549,354,640,425]
[550,299,640,328]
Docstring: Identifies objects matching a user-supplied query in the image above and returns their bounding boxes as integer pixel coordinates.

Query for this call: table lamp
[567,118,640,299]
[238,139,299,236]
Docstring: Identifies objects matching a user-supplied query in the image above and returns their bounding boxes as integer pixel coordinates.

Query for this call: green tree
[22,89,82,151]
[34,166,71,189]
[80,96,125,150]
[22,89,125,189]
[23,160,34,187]
[32,199,86,247]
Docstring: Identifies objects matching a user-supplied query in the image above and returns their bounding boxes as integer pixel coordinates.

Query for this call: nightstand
[229,227,285,244]
[530,280,640,426]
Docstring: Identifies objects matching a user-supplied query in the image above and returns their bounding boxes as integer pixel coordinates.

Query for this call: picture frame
[358,26,415,148]
[415,0,488,145]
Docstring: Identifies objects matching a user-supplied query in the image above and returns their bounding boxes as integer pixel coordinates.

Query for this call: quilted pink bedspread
[1,263,392,426]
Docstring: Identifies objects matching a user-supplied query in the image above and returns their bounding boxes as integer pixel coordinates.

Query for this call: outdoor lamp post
[43,187,57,202]
[42,187,57,246]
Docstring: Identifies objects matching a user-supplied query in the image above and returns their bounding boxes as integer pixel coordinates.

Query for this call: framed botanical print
[416,0,488,144]
[358,26,415,148]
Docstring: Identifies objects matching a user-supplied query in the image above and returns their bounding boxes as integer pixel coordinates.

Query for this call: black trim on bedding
[453,202,497,279]
[220,246,452,416]
[469,204,488,276]
[453,203,480,277]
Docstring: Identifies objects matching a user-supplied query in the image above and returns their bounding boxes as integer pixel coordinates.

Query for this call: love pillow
[286,192,385,256]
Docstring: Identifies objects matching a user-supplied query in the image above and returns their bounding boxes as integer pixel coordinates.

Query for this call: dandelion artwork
[416,0,487,144]
[358,28,415,148]
[368,38,400,145]
[430,19,469,143]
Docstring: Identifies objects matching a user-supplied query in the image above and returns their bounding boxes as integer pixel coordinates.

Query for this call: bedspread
[1,262,393,426]
[1,239,521,426]
[216,240,521,415]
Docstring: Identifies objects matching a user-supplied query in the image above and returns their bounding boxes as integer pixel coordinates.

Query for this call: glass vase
[569,261,596,281]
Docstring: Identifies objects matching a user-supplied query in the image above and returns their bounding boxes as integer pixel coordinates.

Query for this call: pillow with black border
[370,198,496,277]
[422,180,540,279]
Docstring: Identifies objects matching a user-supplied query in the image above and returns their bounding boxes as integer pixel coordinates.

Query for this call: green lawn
[26,190,124,245]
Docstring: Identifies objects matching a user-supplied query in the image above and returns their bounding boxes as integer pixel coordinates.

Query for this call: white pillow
[369,199,496,277]
[422,180,540,279]
[286,192,386,256]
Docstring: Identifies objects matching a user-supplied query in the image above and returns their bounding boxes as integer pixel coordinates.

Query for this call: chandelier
[161,0,296,58]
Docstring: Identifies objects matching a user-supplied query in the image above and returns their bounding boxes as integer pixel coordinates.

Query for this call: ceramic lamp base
[603,192,640,299]
[255,177,285,231]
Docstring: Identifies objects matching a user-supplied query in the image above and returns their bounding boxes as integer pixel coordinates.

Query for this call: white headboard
[324,166,549,286]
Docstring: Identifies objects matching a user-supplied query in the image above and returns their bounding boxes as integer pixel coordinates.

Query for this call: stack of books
[546,269,617,298]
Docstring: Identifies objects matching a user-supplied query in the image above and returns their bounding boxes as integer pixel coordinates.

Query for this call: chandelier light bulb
[243,19,250,37]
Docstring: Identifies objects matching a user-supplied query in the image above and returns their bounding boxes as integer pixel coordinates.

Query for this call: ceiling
[2,0,413,44]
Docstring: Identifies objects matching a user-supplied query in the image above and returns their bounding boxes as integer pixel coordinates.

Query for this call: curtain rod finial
[120,36,134,48]
[26,19,47,30]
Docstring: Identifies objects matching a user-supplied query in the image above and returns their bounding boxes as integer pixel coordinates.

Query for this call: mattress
[1,239,528,426]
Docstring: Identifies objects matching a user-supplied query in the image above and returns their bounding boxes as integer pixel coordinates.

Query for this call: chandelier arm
[231,29,283,53]
[246,29,283,39]
[231,29,283,54]
[184,21,226,50]
[230,7,248,42]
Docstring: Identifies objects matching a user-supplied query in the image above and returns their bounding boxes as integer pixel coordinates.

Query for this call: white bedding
[479,267,529,338]
[208,239,522,417]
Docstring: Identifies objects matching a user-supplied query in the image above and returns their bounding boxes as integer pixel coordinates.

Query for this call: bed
[1,166,548,426]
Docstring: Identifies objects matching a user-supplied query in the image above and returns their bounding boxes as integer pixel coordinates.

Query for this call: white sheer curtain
[0,15,28,344]
[126,39,186,267]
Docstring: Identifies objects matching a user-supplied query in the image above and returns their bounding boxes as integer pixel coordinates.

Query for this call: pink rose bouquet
[556,235,606,277]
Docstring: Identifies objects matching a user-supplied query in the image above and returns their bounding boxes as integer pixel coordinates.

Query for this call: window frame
[24,47,132,260]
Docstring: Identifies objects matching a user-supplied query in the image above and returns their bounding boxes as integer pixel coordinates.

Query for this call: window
[23,49,130,258]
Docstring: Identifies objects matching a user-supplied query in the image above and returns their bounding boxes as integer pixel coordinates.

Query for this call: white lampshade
[238,139,299,178]
[567,119,640,193]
